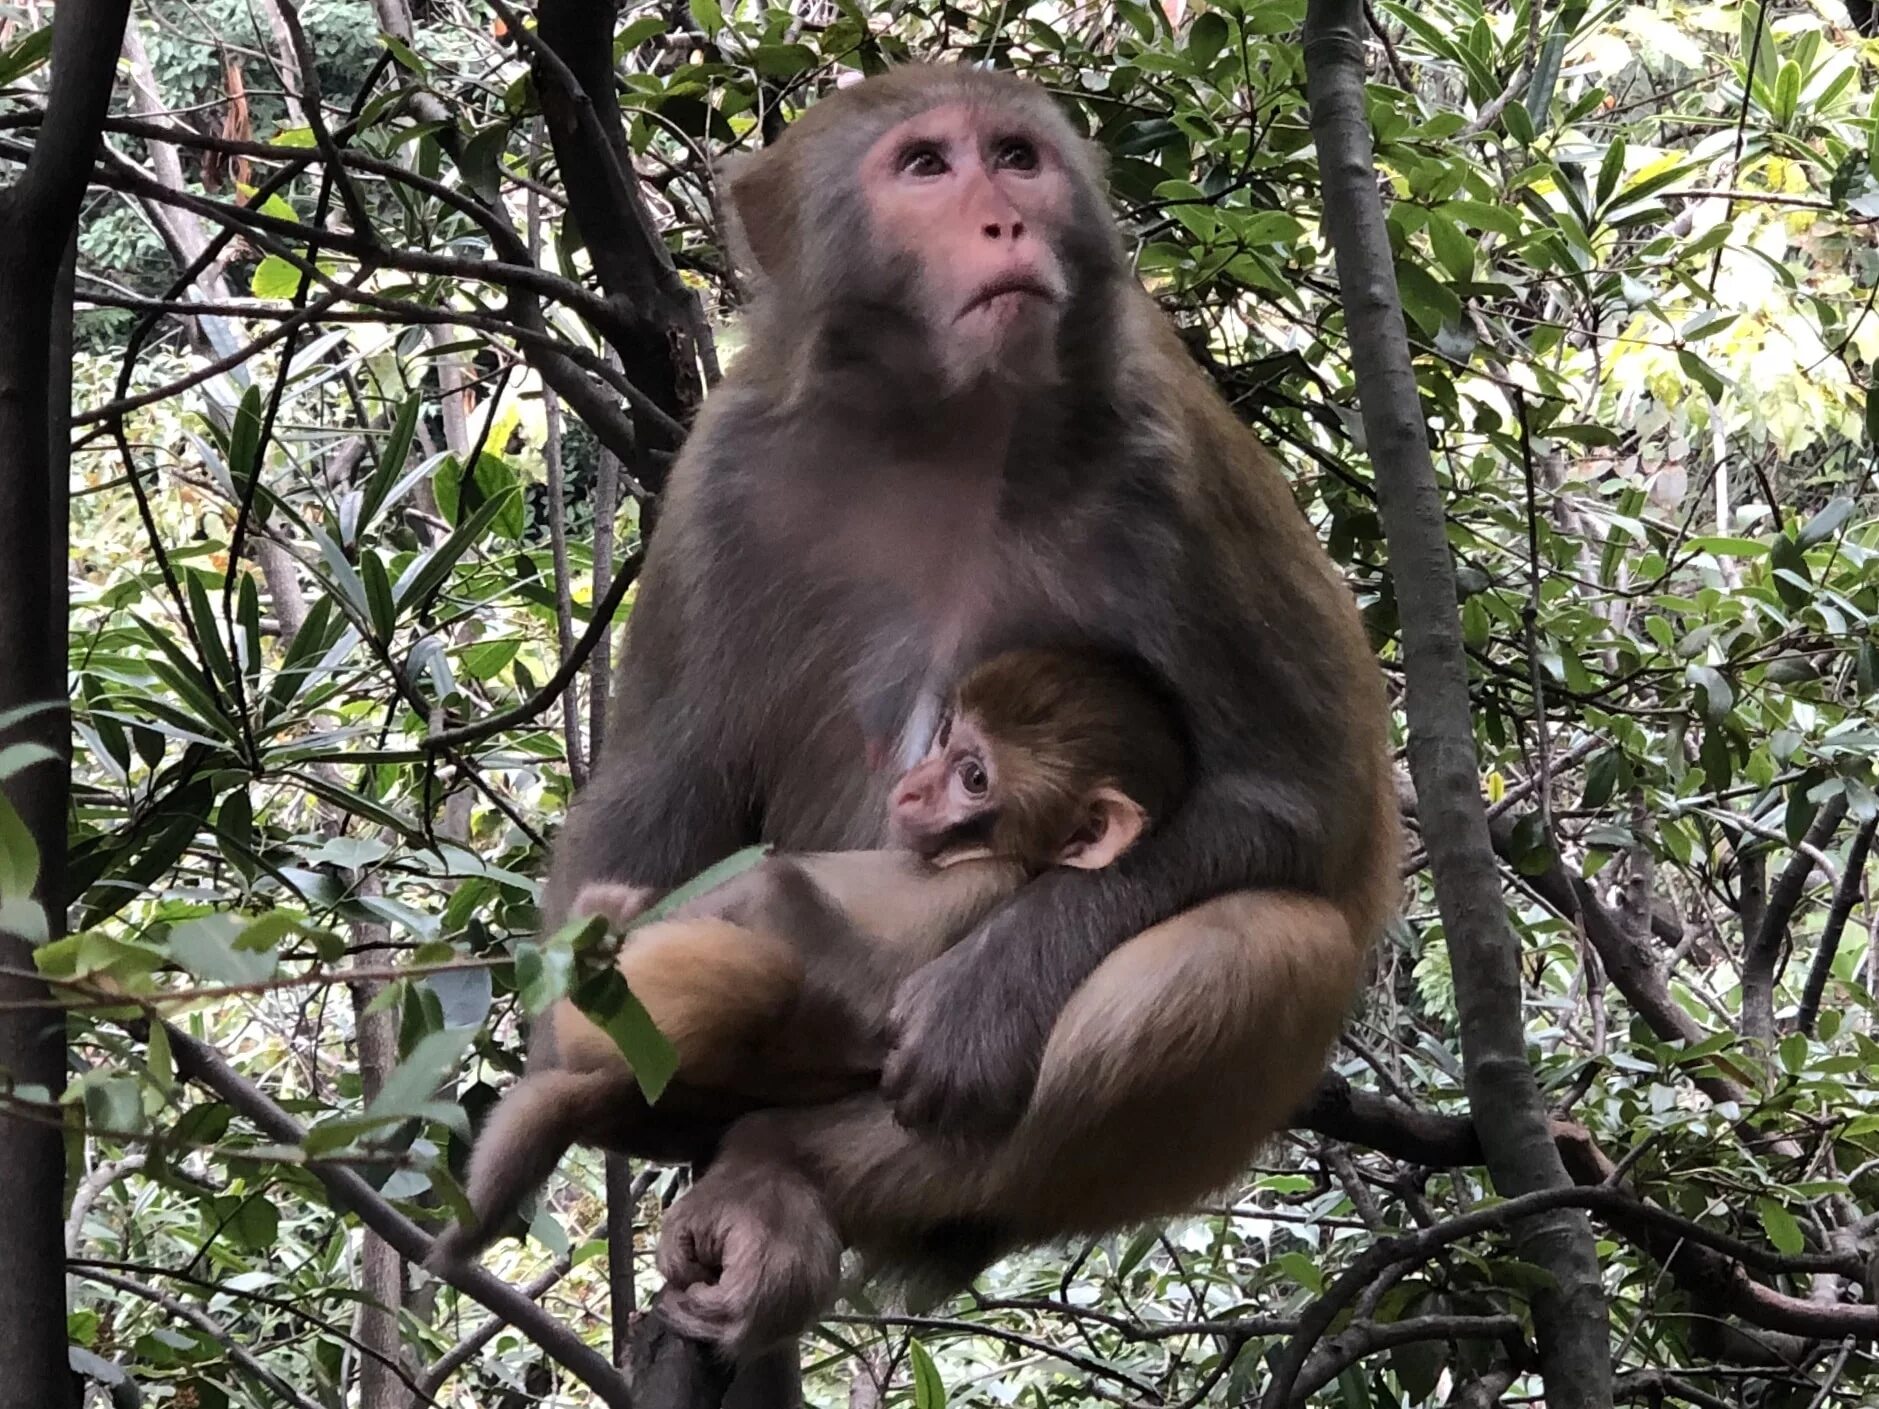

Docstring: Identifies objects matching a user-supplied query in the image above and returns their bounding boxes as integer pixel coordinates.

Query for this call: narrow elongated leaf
[396,492,515,619]
[572,966,678,1101]
[908,1340,948,1409]
[359,396,421,533]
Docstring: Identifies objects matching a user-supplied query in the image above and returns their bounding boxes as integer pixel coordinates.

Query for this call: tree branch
[1796,816,1876,1037]
[1744,794,1847,1042]
[1301,5,1610,1405]
[161,1023,634,1409]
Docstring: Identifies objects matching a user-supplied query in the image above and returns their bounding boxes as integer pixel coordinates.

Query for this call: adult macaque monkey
[429,647,1188,1270]
[535,64,1395,1354]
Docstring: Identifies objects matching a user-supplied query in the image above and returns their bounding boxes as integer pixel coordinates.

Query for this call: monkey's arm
[882,771,1316,1134]
[538,560,750,925]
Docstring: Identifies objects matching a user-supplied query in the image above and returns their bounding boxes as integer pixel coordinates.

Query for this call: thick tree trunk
[0,6,132,1405]
[1302,3,1613,1406]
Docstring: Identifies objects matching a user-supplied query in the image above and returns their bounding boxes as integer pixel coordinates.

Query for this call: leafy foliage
[6,0,1879,1403]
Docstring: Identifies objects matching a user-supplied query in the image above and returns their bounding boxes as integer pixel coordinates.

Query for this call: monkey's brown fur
[505,64,1397,1358]
[431,648,1185,1271]
[945,647,1188,867]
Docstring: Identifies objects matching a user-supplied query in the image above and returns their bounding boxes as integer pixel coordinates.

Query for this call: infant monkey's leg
[429,884,806,1270]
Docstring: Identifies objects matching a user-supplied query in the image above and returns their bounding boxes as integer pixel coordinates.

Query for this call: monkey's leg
[654,891,1365,1355]
[432,921,805,1269]
[1008,889,1363,1232]
[612,918,805,1088]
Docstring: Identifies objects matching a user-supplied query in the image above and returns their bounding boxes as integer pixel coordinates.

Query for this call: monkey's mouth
[960,275,1057,318]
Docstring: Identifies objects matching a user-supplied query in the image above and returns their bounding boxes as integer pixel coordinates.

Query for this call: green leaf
[395,490,517,618]
[361,551,397,642]
[366,1026,476,1123]
[147,1021,175,1094]
[168,915,279,986]
[1394,258,1463,335]
[0,789,42,902]
[1186,11,1229,66]
[382,33,428,75]
[572,965,679,1102]
[1798,497,1855,548]
[1676,349,1727,401]
[359,396,421,534]
[184,574,239,697]
[632,847,772,929]
[908,1340,947,1409]
[1699,728,1734,791]
[1688,666,1734,724]
[263,594,338,725]
[84,1075,147,1138]
[238,573,263,686]
[514,938,574,1017]
[0,26,54,87]
[250,255,305,300]
[1440,198,1525,238]
[1522,30,1566,132]
[459,640,522,681]
[617,15,667,49]
[231,1194,280,1251]
[473,454,526,541]
[1580,749,1621,810]
[1596,137,1627,210]
[1769,535,1812,611]
[218,790,254,883]
[227,385,264,497]
[1426,213,1475,282]
[1508,810,1558,876]
[1778,1032,1808,1075]
[1758,1197,1804,1255]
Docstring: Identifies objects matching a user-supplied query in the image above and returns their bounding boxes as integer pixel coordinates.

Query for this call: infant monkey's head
[890,647,1191,873]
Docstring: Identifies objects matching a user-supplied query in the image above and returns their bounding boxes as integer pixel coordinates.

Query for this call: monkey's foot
[656,1164,841,1360]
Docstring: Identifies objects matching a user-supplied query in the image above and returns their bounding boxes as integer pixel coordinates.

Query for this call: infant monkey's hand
[570,881,660,931]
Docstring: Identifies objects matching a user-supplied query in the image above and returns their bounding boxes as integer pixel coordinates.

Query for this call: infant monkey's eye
[957,756,989,798]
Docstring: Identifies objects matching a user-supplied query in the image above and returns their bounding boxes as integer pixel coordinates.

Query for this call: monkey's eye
[994,137,1039,172]
[898,143,948,178]
[956,756,989,798]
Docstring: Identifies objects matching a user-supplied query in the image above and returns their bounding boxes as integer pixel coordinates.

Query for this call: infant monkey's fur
[428,646,1187,1271]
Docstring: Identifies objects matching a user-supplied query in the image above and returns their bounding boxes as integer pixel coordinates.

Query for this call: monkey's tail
[426,1067,633,1273]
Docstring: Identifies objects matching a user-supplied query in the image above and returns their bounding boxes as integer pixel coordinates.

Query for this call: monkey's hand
[881,922,1061,1136]
[570,880,659,931]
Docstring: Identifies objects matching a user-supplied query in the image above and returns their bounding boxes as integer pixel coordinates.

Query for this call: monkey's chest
[733,478,1125,845]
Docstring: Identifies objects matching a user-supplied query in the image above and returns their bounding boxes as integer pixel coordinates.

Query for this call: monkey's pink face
[861,103,1074,387]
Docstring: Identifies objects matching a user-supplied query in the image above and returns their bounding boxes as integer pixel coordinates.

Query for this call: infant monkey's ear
[1056,787,1148,871]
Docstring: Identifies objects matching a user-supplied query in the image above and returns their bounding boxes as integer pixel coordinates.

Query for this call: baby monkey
[429,646,1188,1270]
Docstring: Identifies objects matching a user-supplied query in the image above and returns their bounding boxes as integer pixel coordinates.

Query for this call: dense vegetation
[5,0,1879,1404]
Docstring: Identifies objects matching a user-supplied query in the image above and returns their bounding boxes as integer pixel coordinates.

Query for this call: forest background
[4,0,1879,1406]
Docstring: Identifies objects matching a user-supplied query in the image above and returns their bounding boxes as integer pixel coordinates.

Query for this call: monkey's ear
[1058,788,1148,870]
[719,149,796,281]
